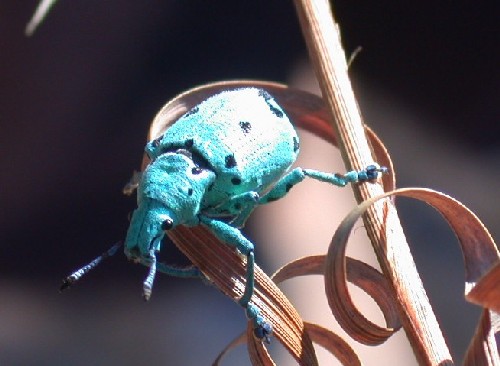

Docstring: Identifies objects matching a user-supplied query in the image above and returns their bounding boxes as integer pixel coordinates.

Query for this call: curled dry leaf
[142,80,395,365]
[213,255,391,365]
[464,309,500,366]
[272,255,401,335]
[464,264,500,363]
[212,331,246,366]
[303,323,362,366]
[168,224,318,366]
[212,322,363,366]
[326,187,499,360]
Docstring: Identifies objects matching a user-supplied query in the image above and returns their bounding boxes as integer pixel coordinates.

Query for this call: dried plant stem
[294,1,454,365]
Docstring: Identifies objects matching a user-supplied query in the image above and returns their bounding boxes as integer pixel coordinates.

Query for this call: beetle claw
[254,321,273,344]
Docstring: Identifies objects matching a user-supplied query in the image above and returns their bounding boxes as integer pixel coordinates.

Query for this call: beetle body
[125,88,298,259]
[146,88,299,218]
[62,87,387,342]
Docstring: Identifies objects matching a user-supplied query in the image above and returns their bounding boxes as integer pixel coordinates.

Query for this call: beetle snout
[124,199,179,258]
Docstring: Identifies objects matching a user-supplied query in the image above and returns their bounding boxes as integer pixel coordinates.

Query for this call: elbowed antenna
[59,241,123,292]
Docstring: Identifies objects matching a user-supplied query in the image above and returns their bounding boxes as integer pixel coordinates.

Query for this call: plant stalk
[294,0,454,364]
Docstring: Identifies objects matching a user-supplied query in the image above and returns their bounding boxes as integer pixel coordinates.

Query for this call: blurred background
[1,1,498,365]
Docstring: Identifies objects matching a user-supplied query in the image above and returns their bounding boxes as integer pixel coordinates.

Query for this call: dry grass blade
[464,309,500,365]
[465,251,500,313]
[294,0,454,363]
[272,255,401,331]
[304,323,362,366]
[212,331,247,366]
[326,187,499,361]
[247,325,276,366]
[326,218,399,345]
[212,321,363,366]
[168,225,318,366]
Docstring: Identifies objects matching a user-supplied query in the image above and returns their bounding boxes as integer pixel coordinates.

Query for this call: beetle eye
[161,218,174,231]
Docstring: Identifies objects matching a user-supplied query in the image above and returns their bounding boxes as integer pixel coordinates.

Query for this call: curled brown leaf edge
[140,80,499,365]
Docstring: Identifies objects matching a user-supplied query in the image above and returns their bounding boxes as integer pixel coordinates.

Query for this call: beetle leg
[200,215,273,341]
[259,168,306,204]
[303,164,387,185]
[247,303,273,344]
[226,191,260,228]
[156,262,204,279]
[260,165,388,204]
[199,216,255,304]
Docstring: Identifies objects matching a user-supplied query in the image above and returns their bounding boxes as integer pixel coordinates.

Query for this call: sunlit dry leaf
[169,224,318,365]
[212,331,246,366]
[247,325,276,366]
[304,322,362,366]
[467,259,500,313]
[325,187,499,352]
[212,321,363,366]
[464,309,500,366]
[272,255,400,331]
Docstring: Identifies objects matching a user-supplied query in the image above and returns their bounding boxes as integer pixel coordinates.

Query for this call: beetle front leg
[199,215,272,341]
[199,216,255,305]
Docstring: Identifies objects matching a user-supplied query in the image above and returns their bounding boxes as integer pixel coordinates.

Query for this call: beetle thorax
[139,151,216,226]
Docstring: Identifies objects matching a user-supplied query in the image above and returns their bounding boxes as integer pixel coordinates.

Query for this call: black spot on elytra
[185,139,194,148]
[239,121,252,134]
[225,154,237,168]
[231,177,242,185]
[293,136,299,152]
[188,188,193,196]
[258,89,271,100]
[184,106,199,118]
[258,89,284,118]
[268,103,283,118]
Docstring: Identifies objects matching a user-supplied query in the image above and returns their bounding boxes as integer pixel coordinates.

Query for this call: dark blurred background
[0,1,498,365]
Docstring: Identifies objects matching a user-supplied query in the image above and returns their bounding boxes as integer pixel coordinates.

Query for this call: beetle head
[124,152,215,259]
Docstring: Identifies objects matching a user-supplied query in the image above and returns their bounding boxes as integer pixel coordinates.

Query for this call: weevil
[60,87,387,342]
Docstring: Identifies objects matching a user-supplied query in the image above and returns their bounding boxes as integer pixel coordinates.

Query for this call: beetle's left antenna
[59,242,122,292]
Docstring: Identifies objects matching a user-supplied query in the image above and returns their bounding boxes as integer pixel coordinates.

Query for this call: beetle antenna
[60,241,122,292]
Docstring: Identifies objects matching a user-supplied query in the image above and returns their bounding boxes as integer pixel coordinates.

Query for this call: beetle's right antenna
[60,242,123,292]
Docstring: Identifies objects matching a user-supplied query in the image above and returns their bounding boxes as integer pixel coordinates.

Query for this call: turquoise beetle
[61,87,387,342]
